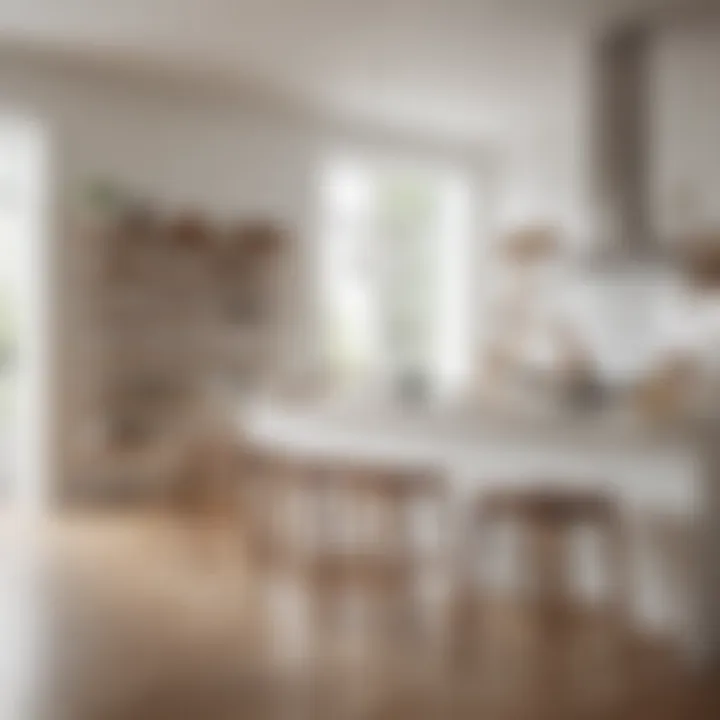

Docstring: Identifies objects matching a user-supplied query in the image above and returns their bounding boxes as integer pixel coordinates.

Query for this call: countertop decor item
[167,213,214,251]
[218,221,284,326]
[677,231,720,290]
[633,353,699,425]
[227,221,283,262]
[118,203,158,236]
[84,178,126,220]
[498,225,561,265]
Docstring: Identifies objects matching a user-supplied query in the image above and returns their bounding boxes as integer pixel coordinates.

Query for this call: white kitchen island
[241,399,720,669]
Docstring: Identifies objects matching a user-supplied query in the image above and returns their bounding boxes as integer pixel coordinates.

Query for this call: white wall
[651,18,720,239]
[0,53,490,498]
[489,44,595,245]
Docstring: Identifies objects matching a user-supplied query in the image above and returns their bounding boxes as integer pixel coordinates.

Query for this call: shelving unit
[79,211,285,502]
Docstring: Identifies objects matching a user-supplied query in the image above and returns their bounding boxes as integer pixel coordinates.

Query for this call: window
[319,152,472,402]
[0,117,47,510]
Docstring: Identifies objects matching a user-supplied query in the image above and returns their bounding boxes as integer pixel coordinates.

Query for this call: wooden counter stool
[231,451,324,662]
[168,430,242,567]
[233,450,310,574]
[454,485,629,672]
[479,487,627,614]
[302,465,448,666]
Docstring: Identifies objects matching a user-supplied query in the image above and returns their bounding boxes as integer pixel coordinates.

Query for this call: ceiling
[0,0,715,141]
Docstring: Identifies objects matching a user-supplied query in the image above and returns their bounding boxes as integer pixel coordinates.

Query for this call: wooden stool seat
[306,549,413,589]
[477,487,617,526]
[473,484,628,616]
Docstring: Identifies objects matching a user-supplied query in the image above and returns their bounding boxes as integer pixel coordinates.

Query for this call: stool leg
[449,510,487,672]
[605,516,630,627]
[526,521,587,715]
[528,521,568,620]
[599,515,632,705]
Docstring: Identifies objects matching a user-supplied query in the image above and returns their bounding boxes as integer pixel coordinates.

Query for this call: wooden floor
[0,511,717,720]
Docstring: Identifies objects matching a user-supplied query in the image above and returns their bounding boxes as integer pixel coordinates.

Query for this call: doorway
[0,116,49,512]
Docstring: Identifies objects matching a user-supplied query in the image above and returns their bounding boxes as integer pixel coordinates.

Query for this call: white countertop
[245,397,701,451]
[241,399,705,510]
